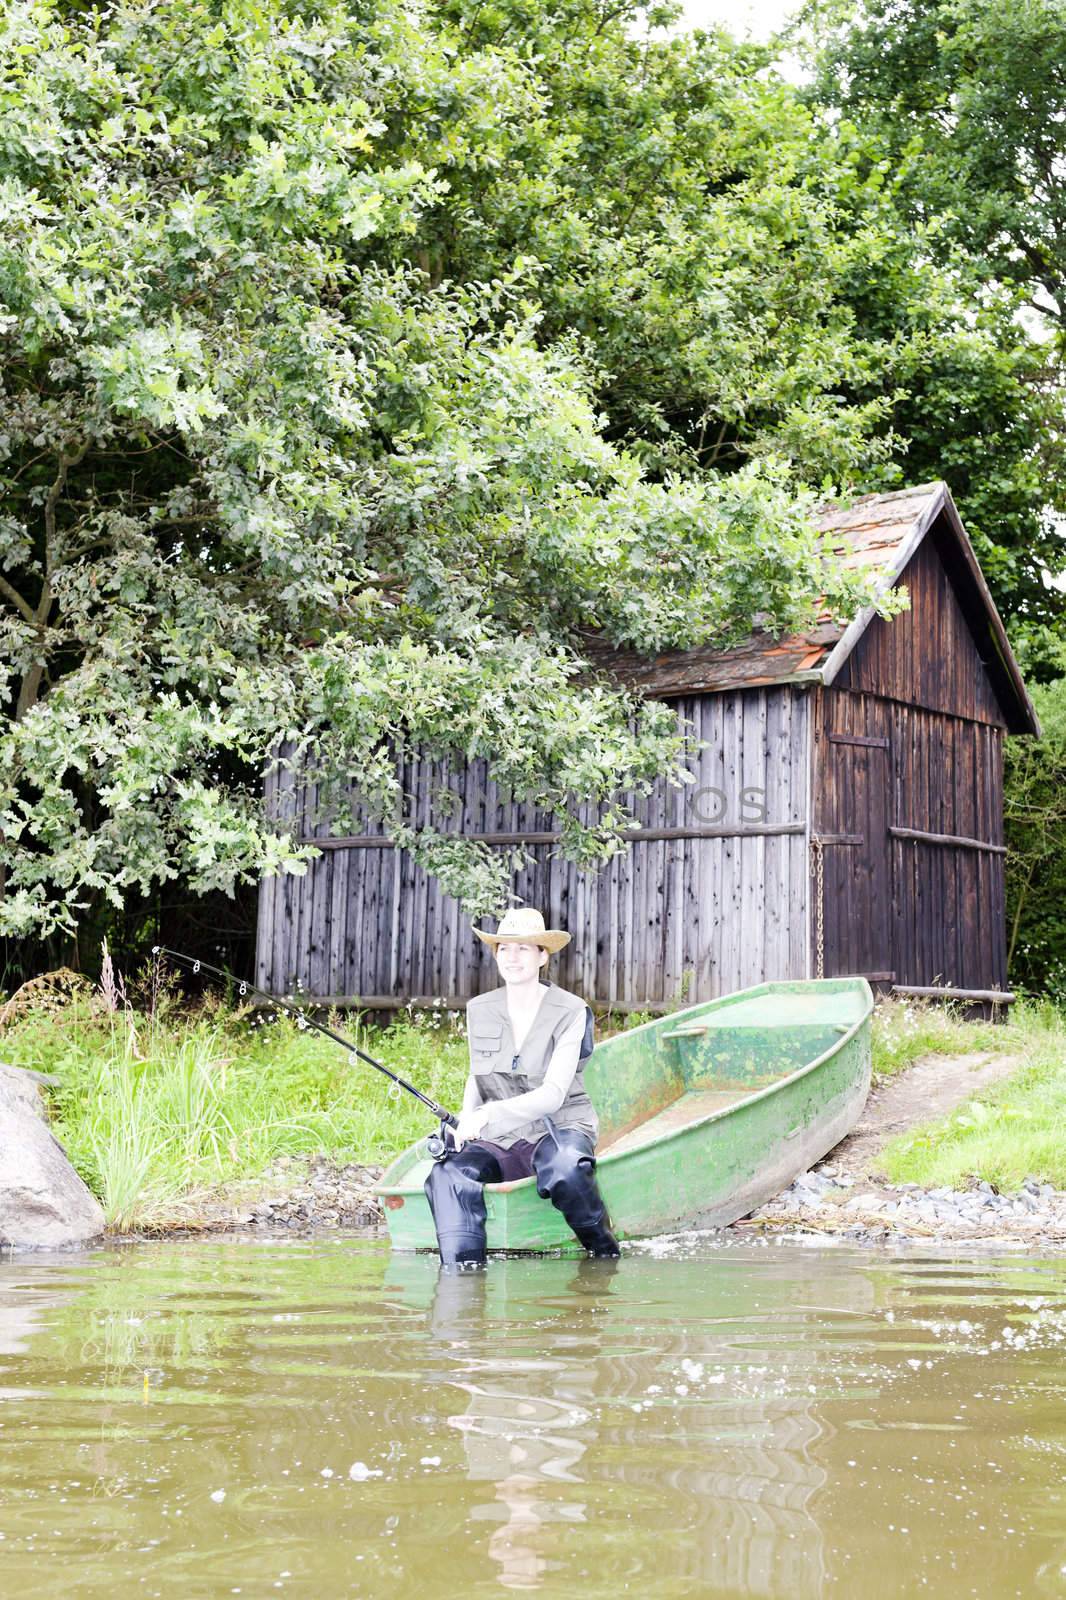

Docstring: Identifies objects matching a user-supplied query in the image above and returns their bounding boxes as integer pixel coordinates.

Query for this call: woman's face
[495,941,548,984]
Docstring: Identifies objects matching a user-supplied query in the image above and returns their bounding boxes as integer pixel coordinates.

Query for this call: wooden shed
[256,481,1039,1015]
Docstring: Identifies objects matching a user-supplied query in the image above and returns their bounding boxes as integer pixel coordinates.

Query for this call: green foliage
[808,0,1066,325]
[0,0,912,938]
[1004,663,1066,998]
[2,0,1055,944]
[805,0,1066,642]
[1,993,468,1228]
[877,1001,1066,1190]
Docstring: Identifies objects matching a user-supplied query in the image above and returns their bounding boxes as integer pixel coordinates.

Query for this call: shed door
[812,721,893,986]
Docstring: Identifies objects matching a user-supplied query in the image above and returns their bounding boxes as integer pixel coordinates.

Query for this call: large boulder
[0,1062,105,1248]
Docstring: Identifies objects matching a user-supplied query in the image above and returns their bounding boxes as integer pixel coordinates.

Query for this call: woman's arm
[462,1008,587,1143]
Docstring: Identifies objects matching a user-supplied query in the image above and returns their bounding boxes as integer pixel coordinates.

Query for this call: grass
[871,997,1066,1191]
[0,993,468,1230]
[870,995,1008,1081]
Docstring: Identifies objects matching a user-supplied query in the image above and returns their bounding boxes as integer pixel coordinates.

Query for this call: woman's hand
[454,1106,490,1148]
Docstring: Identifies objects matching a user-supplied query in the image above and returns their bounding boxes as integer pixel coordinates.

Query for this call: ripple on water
[0,1237,1062,1599]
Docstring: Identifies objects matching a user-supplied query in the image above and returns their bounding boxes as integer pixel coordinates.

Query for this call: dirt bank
[124,1155,385,1240]
[735,1048,1066,1249]
[818,1049,1023,1176]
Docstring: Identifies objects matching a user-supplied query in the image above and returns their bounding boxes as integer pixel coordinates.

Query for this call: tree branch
[15,444,89,722]
[0,574,36,625]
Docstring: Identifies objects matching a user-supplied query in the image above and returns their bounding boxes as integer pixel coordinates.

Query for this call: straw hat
[473,908,571,954]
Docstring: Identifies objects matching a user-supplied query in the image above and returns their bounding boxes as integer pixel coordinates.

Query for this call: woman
[424,907,620,1269]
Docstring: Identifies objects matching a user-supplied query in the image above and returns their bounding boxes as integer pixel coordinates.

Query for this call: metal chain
[811,836,825,980]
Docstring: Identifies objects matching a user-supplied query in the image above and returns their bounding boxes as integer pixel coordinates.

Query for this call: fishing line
[152,946,457,1128]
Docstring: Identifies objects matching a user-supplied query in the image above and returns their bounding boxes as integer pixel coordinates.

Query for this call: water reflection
[0,1239,1062,1599]
[424,1262,618,1589]
[393,1250,844,1597]
[0,1274,75,1358]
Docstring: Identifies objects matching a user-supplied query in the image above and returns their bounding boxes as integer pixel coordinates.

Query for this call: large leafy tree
[1,0,898,942]
[7,0,1046,947]
[804,0,1066,644]
[808,0,1066,329]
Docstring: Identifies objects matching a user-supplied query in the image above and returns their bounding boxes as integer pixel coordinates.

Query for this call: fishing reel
[426,1116,459,1163]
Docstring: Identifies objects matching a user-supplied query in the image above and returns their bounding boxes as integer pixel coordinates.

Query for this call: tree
[0,0,893,943]
[1005,662,1066,998]
[804,0,1066,652]
[809,0,1066,329]
[362,0,1061,636]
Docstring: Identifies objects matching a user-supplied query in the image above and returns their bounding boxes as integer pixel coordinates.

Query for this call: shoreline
[104,1043,1066,1253]
[94,1150,1066,1255]
[733,1160,1066,1250]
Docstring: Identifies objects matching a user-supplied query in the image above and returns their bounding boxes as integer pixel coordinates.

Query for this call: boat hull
[376,978,873,1252]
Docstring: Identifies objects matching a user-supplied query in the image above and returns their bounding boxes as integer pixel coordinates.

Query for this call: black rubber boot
[532,1128,620,1258]
[423,1144,503,1269]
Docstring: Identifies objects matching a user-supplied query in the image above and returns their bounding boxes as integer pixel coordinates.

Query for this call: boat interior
[592,981,871,1161]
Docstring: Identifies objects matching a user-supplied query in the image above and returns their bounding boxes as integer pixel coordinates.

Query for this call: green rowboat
[375,977,874,1252]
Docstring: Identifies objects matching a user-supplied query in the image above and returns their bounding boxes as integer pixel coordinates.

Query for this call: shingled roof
[584,481,1039,734]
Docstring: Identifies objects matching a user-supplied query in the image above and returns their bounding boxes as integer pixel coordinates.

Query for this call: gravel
[738,1164,1066,1248]
[210,1155,384,1235]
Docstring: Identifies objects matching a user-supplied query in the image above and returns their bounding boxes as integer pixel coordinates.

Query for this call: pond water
[0,1235,1064,1599]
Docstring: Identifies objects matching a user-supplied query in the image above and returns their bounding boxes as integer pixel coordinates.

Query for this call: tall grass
[1,996,468,1229]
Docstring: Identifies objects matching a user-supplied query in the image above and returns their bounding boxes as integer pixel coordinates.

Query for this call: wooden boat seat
[600,1085,758,1158]
[662,1020,852,1039]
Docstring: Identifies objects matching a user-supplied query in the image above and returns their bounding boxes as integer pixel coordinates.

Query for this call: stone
[797,1171,836,1196]
[0,1062,105,1249]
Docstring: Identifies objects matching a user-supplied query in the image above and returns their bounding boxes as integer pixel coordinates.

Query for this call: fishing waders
[423,1144,504,1270]
[424,1124,619,1268]
[532,1126,619,1259]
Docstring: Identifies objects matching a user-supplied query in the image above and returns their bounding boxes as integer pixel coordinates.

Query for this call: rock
[0,1062,105,1249]
[796,1171,836,1196]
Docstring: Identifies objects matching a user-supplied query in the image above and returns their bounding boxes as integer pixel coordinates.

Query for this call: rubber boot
[423,1144,503,1269]
[532,1128,620,1258]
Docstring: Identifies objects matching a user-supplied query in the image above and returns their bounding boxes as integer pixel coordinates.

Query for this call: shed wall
[256,687,810,1008]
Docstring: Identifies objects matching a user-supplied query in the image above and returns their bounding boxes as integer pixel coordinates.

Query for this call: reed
[1,994,468,1229]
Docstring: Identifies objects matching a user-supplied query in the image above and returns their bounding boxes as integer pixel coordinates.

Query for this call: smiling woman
[423,909,619,1268]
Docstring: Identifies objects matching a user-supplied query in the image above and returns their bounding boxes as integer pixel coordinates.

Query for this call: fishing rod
[152,946,458,1134]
